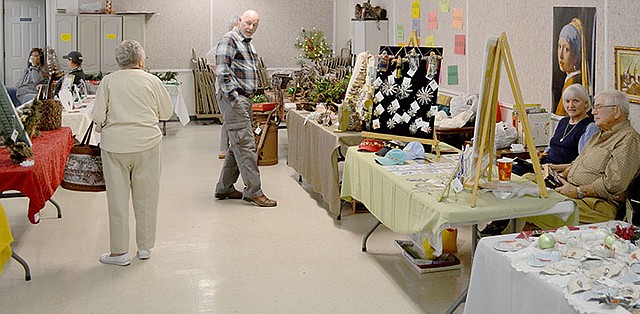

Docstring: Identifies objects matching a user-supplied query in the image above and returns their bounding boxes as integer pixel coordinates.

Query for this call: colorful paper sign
[412,1,421,19]
[448,65,459,85]
[424,35,435,47]
[105,33,117,40]
[428,10,438,30]
[61,33,72,42]
[412,19,421,37]
[452,8,463,29]
[439,0,450,12]
[396,24,404,41]
[454,34,466,55]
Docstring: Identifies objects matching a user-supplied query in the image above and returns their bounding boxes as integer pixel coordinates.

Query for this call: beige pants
[102,143,161,253]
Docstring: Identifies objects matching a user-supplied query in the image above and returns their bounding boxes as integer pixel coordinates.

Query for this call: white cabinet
[56,14,146,75]
[123,15,145,48]
[100,15,123,73]
[351,20,388,55]
[55,14,77,68]
[77,14,101,74]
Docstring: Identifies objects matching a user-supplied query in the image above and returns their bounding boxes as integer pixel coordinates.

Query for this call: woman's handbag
[61,122,106,192]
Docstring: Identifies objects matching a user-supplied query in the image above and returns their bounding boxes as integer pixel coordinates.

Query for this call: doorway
[3,0,46,84]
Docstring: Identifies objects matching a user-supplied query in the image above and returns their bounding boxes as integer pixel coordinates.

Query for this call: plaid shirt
[567,120,640,205]
[215,28,258,106]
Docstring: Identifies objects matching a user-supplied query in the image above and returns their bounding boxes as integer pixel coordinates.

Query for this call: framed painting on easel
[364,45,443,151]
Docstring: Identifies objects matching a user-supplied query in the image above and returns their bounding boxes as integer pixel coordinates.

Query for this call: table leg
[362,221,382,252]
[48,198,62,219]
[0,193,62,219]
[11,251,31,281]
[444,287,467,314]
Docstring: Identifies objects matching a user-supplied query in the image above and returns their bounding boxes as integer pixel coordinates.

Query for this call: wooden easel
[468,33,547,207]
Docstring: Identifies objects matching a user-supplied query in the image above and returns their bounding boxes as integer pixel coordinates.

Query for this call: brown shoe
[243,195,277,207]
[215,190,243,200]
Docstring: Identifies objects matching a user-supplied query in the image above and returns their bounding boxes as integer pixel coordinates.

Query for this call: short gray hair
[596,90,630,118]
[228,14,241,31]
[115,40,144,69]
[562,84,592,111]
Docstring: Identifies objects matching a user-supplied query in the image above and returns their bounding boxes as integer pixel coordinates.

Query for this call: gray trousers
[215,93,263,198]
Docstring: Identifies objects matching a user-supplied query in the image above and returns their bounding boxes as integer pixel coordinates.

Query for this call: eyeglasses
[592,105,617,112]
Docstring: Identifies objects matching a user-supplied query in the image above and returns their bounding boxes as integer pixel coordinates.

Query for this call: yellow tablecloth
[0,203,13,274]
[340,146,575,254]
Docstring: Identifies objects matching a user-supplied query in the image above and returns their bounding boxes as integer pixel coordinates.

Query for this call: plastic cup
[497,158,513,182]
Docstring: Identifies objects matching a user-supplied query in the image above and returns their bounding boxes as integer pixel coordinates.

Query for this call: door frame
[0,0,54,84]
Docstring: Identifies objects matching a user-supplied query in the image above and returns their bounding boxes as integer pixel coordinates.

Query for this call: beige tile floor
[0,122,470,313]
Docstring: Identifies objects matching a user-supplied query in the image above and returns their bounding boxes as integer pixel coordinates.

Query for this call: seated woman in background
[482,84,598,236]
[6,48,47,106]
[542,84,598,172]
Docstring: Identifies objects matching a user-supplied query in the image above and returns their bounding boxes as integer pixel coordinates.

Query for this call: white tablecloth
[163,83,190,126]
[465,223,634,314]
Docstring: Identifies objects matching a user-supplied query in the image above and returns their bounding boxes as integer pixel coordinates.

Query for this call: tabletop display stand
[363,31,443,156]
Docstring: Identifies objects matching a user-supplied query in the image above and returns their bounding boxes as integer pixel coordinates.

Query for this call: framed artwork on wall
[614,46,640,104]
[551,7,597,116]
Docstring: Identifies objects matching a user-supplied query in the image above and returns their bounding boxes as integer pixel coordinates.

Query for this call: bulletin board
[367,46,443,141]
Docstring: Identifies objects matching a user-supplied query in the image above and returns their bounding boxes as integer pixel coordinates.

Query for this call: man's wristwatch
[577,186,584,199]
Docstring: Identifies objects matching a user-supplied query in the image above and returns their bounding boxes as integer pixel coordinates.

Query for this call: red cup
[497,158,513,182]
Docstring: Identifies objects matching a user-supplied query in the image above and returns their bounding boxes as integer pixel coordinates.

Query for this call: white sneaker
[99,253,131,266]
[138,249,151,260]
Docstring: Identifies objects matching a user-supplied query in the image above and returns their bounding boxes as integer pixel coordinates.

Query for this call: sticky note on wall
[412,1,421,18]
[452,8,463,29]
[454,34,465,55]
[448,65,459,85]
[424,35,435,47]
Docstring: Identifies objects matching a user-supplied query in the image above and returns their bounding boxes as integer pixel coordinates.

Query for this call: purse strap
[80,122,94,147]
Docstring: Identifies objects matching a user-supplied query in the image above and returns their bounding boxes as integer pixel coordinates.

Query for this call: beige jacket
[92,69,173,153]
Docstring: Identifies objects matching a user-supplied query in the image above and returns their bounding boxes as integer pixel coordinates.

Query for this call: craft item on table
[426,51,442,80]
[403,141,425,160]
[492,239,529,252]
[375,148,405,166]
[567,275,592,294]
[564,247,587,259]
[377,51,390,72]
[537,233,556,249]
[375,140,405,156]
[357,139,384,152]
[527,250,562,267]
[391,55,408,79]
[340,51,373,132]
[540,260,581,275]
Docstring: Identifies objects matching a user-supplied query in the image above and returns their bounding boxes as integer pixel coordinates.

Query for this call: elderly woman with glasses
[92,40,173,266]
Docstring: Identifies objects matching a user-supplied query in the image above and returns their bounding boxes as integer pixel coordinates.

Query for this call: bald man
[214,10,277,207]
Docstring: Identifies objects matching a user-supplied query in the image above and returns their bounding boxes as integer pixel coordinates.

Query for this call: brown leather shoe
[215,190,243,200]
[243,195,277,207]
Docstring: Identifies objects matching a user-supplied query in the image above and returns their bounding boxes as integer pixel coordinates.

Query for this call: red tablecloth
[0,127,74,224]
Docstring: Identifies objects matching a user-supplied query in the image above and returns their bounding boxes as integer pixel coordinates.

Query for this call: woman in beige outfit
[92,40,173,266]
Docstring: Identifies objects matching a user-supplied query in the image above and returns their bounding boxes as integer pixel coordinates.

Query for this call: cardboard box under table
[340,146,576,256]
